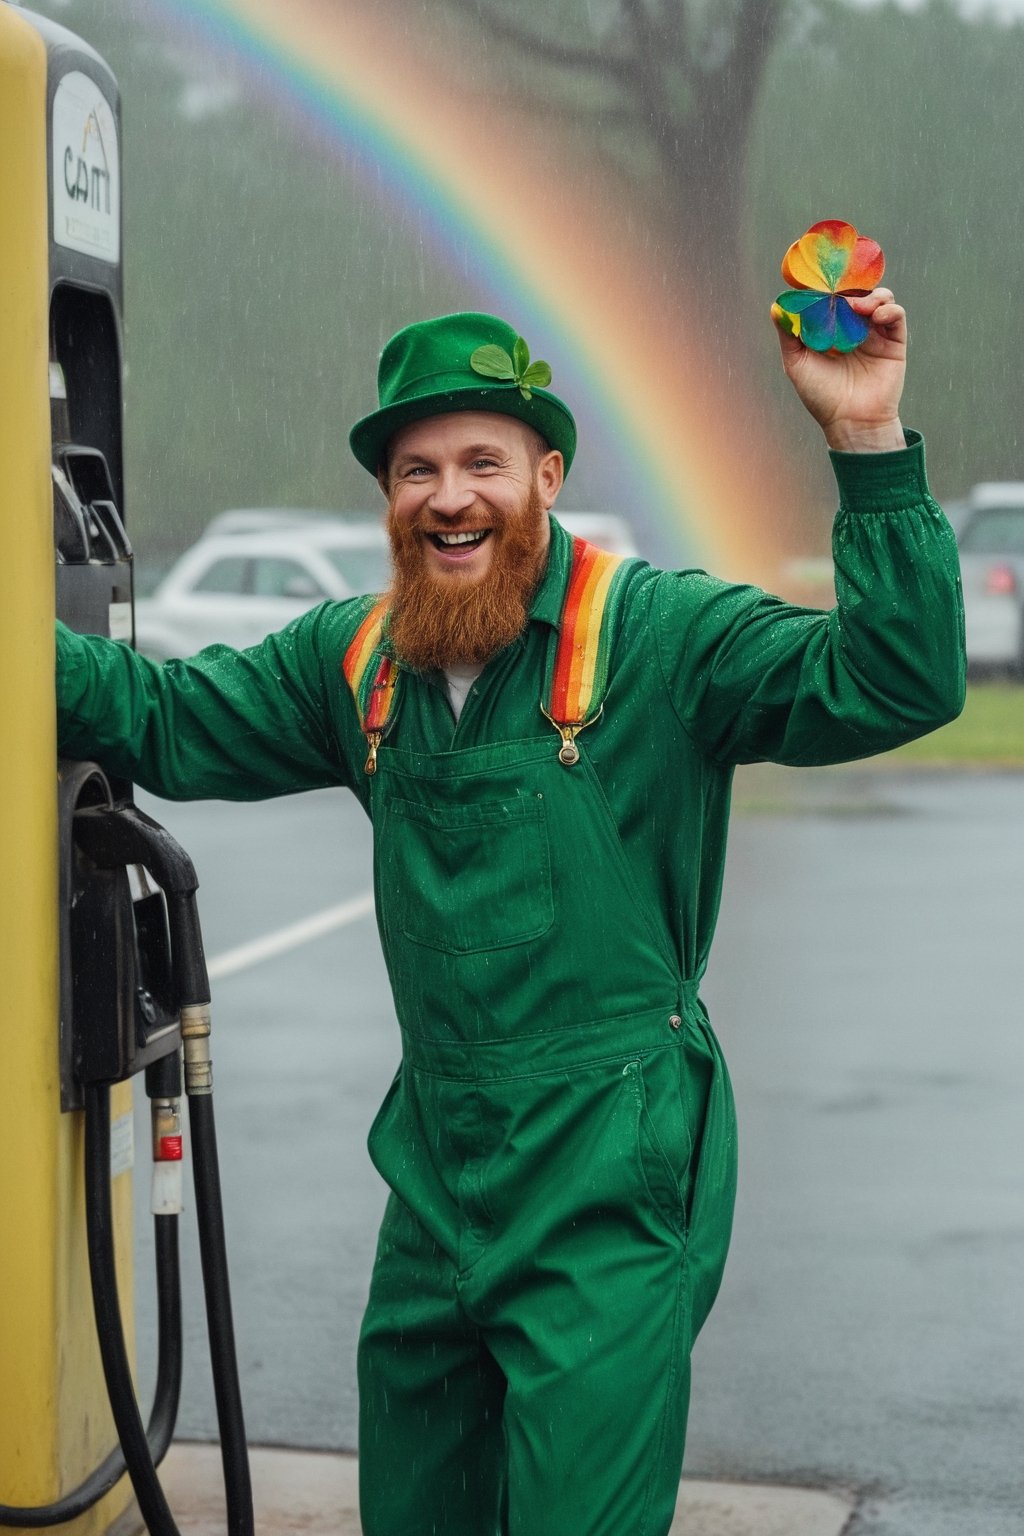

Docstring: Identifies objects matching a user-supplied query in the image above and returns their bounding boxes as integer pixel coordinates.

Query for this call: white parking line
[207,892,376,980]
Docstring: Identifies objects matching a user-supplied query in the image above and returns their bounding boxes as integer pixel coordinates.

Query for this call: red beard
[385,486,548,672]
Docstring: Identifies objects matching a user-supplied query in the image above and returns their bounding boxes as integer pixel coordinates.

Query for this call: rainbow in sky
[141,0,816,584]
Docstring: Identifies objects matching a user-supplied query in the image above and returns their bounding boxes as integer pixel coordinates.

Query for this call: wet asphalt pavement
[132,769,1024,1536]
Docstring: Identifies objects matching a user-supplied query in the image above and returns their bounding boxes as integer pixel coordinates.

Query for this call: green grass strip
[883,682,1024,766]
[731,683,1024,815]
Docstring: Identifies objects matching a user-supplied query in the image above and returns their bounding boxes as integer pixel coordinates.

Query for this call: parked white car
[135,512,389,660]
[135,508,642,662]
[956,484,1024,675]
[556,513,640,557]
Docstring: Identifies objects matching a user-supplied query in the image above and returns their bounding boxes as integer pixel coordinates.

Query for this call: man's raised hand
[773,287,907,453]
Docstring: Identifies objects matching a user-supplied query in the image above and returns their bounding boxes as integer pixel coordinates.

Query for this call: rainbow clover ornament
[772,220,885,353]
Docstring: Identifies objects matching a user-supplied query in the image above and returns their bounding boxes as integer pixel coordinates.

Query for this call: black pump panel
[24,8,155,1108]
[57,763,181,1112]
[26,6,133,647]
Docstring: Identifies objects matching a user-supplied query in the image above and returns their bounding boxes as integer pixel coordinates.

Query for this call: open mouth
[426,529,492,552]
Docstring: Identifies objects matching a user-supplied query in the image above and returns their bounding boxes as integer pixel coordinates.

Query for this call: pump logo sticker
[52,71,120,264]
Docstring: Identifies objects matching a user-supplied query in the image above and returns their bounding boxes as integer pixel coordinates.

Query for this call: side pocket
[623,1053,692,1237]
[366,1066,403,1180]
[681,1016,739,1342]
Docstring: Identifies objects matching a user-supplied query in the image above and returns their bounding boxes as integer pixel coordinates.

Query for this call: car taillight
[985,563,1017,596]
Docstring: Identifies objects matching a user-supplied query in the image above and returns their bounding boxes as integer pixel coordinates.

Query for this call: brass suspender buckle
[364,730,382,776]
[540,704,603,767]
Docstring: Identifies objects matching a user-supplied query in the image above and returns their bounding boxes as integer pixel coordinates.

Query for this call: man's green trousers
[357,732,737,1535]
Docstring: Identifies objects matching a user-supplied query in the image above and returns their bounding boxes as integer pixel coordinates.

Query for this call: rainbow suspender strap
[541,536,630,764]
[342,538,631,774]
[342,599,400,775]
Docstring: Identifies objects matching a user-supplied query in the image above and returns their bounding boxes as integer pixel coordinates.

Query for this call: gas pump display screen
[52,71,120,265]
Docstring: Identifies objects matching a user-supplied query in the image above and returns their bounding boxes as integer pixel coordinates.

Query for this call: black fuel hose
[188,1093,253,1536]
[0,1169,182,1527]
[152,1216,184,1460]
[80,1083,253,1536]
[83,1082,181,1536]
[0,1079,253,1536]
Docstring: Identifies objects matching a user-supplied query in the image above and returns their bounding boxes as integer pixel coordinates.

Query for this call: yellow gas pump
[0,5,144,1529]
[0,12,254,1534]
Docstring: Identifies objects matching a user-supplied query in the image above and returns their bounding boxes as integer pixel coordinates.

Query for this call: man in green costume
[57,293,965,1535]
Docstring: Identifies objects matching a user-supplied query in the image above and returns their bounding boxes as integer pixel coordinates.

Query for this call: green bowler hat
[349,312,577,476]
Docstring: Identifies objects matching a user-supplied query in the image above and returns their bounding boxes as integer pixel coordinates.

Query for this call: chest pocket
[382,793,554,954]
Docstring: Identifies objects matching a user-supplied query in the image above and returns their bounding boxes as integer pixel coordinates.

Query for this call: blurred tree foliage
[26,0,1024,565]
[749,0,1023,504]
[437,0,784,303]
[438,0,1024,505]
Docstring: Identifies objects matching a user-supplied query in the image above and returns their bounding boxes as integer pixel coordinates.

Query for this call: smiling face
[384,411,562,579]
[381,411,563,671]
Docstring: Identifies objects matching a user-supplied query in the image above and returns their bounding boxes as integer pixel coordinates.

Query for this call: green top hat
[349,312,577,476]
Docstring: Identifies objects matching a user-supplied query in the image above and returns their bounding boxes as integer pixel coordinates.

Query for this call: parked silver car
[956,485,1024,675]
[135,512,389,660]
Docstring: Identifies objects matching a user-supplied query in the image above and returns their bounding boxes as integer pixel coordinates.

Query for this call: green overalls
[54,434,966,1536]
[358,728,735,1536]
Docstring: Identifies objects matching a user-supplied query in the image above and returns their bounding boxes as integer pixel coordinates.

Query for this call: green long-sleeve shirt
[57,432,965,985]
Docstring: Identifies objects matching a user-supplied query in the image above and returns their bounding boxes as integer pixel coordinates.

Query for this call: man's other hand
[773,287,907,453]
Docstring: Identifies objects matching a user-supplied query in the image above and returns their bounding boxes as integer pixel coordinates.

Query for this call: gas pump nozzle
[72,802,209,1007]
[72,803,216,1105]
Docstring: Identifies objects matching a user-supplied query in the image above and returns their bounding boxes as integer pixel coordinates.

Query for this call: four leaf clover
[470,336,553,399]
[772,219,885,354]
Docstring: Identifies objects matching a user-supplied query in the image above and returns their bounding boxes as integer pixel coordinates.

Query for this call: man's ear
[376,464,390,499]
[537,449,564,510]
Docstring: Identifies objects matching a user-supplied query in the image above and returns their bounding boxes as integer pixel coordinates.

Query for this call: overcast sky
[844,0,1024,19]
